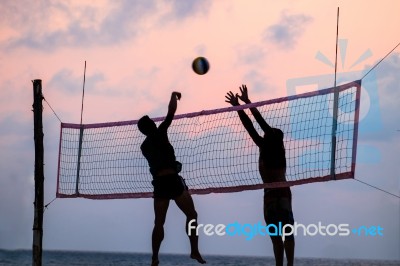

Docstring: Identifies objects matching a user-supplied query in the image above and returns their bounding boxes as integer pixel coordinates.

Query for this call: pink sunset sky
[1,0,399,261]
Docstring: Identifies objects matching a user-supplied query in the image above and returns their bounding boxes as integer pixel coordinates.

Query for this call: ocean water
[0,250,399,266]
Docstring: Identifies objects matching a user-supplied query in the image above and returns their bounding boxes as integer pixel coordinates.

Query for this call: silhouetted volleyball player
[225,85,294,266]
[138,92,206,266]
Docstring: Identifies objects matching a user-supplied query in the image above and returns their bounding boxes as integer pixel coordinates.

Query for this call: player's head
[263,128,284,147]
[138,115,157,136]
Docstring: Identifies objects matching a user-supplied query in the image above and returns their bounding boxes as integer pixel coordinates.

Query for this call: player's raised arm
[160,92,181,130]
[225,91,263,147]
[238,85,271,133]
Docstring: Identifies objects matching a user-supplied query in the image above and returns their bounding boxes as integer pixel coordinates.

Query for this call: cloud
[1,1,158,51]
[166,0,211,20]
[154,0,212,30]
[48,69,105,95]
[374,54,400,111]
[264,11,313,50]
[1,0,212,51]
[236,45,266,65]
[48,69,83,95]
[243,70,275,95]
[362,53,400,141]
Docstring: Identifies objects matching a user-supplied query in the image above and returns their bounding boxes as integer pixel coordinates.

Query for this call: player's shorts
[152,174,188,200]
[264,190,295,241]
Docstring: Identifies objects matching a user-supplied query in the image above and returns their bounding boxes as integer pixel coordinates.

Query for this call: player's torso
[141,131,176,173]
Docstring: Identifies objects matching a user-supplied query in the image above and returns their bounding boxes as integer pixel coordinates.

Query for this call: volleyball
[192,57,210,75]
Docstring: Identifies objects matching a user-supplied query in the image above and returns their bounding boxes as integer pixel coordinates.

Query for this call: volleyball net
[56,80,361,199]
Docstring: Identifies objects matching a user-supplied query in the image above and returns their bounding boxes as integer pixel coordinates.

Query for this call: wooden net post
[32,79,44,266]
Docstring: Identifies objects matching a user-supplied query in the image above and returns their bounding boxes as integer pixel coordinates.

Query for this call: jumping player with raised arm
[138,92,206,266]
[225,85,295,266]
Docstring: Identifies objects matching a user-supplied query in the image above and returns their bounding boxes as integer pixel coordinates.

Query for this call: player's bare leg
[175,191,206,264]
[271,236,284,266]
[284,238,295,266]
[151,198,170,266]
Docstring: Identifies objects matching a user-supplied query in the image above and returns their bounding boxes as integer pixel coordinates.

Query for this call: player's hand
[238,85,250,104]
[172,91,182,100]
[225,91,240,106]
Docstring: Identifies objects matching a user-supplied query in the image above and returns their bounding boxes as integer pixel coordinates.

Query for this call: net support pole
[32,79,44,266]
[330,93,339,180]
[351,81,362,175]
[330,7,340,180]
[75,61,86,195]
[75,126,84,195]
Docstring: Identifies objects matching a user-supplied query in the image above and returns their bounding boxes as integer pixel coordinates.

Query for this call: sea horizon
[1,249,399,266]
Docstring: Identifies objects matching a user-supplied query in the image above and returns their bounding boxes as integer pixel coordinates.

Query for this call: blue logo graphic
[286,39,382,165]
